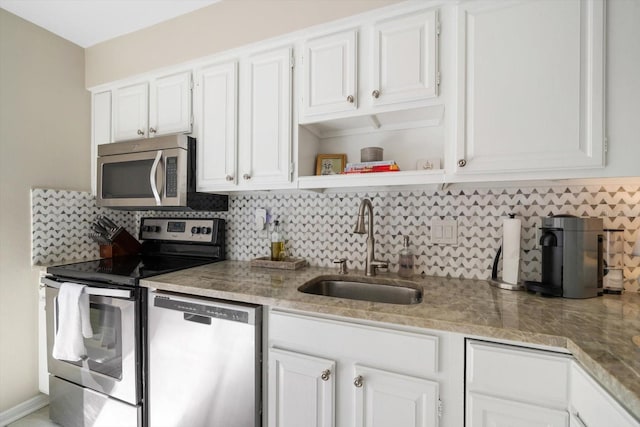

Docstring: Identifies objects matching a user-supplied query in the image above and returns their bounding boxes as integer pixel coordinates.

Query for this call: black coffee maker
[525,215,603,298]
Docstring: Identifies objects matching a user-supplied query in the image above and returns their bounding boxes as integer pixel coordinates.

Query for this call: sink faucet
[353,198,388,276]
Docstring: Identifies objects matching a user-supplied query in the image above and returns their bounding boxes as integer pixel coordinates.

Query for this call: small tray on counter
[250,257,307,270]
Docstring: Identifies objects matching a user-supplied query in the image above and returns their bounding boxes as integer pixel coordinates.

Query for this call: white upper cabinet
[299,6,441,126]
[113,82,148,141]
[303,29,358,117]
[371,9,439,107]
[238,46,293,189]
[195,61,238,191]
[112,70,192,142]
[454,0,605,175]
[148,71,193,137]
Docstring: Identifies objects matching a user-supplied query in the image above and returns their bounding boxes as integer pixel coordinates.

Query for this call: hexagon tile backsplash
[31,183,640,292]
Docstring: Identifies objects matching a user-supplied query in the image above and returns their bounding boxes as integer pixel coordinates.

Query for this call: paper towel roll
[502,217,521,285]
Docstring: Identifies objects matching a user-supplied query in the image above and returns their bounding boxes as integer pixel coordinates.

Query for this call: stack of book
[344,160,400,174]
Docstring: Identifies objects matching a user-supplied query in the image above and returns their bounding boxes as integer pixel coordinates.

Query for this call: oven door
[97,147,187,208]
[45,280,140,405]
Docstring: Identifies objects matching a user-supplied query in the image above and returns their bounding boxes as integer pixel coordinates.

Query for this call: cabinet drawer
[466,340,571,408]
[270,310,439,376]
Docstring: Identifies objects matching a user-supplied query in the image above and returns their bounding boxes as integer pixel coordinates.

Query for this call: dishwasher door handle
[184,313,211,325]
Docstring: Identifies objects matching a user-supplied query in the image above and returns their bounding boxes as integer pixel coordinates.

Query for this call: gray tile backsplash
[31,183,640,292]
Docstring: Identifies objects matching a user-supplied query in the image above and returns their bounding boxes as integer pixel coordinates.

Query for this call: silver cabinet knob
[149,127,157,134]
[137,129,144,136]
[321,369,331,381]
[372,90,380,99]
[243,174,251,180]
[225,175,234,181]
[347,95,354,103]
[354,375,363,388]
[457,159,467,167]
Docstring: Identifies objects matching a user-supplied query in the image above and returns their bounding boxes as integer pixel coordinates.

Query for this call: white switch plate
[431,218,457,245]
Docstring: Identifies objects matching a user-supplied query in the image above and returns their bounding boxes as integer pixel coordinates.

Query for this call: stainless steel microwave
[97,135,228,211]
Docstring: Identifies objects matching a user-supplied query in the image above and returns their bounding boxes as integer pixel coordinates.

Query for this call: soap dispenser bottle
[271,220,285,261]
[398,235,414,278]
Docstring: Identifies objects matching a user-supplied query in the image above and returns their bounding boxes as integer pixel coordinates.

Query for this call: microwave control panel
[165,157,178,198]
[140,218,222,244]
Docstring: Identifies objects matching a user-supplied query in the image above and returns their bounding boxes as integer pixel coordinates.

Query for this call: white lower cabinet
[267,309,448,427]
[268,348,335,427]
[355,365,440,427]
[468,393,568,427]
[569,362,639,427]
[466,340,572,427]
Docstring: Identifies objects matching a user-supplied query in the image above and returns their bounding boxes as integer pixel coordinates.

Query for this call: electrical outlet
[431,218,457,245]
[416,158,441,170]
[255,208,267,231]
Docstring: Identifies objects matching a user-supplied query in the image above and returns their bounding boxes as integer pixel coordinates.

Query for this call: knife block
[99,228,142,258]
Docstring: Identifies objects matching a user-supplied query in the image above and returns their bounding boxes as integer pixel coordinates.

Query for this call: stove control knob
[191,226,201,234]
[202,227,212,235]
[143,225,152,232]
[153,226,161,233]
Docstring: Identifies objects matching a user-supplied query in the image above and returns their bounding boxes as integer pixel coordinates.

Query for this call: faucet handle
[371,260,389,272]
[333,258,348,274]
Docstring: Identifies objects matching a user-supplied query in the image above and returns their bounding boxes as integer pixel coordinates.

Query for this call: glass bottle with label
[398,235,414,278]
[271,220,285,261]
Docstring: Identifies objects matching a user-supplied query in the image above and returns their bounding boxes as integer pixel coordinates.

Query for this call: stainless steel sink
[298,276,422,305]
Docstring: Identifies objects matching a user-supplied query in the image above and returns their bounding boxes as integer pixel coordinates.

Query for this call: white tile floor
[7,406,59,427]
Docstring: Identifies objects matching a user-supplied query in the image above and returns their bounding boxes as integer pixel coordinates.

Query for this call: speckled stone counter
[140,260,640,419]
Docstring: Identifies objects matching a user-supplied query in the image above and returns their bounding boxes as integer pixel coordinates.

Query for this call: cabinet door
[149,70,192,137]
[92,91,112,146]
[239,46,293,188]
[268,348,335,427]
[468,393,569,427]
[371,9,438,107]
[569,363,639,427]
[354,365,439,427]
[302,29,358,118]
[195,62,238,190]
[112,82,148,141]
[455,0,605,174]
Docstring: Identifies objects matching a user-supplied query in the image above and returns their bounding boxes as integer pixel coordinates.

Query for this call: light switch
[431,218,457,245]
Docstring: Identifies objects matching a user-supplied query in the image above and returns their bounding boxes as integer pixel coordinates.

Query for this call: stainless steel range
[43,217,225,427]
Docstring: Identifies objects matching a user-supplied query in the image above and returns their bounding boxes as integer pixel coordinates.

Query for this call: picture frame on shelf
[315,154,347,176]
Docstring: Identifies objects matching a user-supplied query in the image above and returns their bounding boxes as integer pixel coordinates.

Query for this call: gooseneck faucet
[353,198,389,276]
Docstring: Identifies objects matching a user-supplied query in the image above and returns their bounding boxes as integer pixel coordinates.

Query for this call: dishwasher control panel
[153,294,254,324]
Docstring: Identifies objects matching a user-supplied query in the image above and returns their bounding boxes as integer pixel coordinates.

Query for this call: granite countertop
[140,260,640,418]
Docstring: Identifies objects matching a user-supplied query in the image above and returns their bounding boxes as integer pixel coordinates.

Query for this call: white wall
[85,0,402,88]
[0,9,90,412]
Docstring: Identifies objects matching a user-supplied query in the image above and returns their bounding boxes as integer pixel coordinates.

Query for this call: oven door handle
[42,277,132,299]
[150,150,163,206]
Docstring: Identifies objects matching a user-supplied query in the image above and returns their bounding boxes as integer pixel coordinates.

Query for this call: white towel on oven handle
[52,282,94,362]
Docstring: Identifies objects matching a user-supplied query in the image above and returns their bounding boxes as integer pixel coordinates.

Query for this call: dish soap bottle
[271,220,285,261]
[398,235,414,278]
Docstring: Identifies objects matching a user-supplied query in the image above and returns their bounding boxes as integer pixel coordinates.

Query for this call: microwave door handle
[150,150,163,206]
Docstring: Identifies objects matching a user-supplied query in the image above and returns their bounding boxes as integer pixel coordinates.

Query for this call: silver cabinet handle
[354,375,363,388]
[137,129,145,136]
[347,95,354,103]
[321,370,331,381]
[243,174,251,180]
[150,150,163,206]
[225,175,234,181]
[372,90,380,99]
[457,159,467,167]
[149,127,157,134]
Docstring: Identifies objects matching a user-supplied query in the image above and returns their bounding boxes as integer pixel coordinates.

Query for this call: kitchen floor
[7,406,58,427]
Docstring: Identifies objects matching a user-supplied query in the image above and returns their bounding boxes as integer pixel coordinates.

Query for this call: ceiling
[0,0,221,48]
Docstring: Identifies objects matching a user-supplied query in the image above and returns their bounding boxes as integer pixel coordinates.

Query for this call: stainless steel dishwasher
[148,290,262,427]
